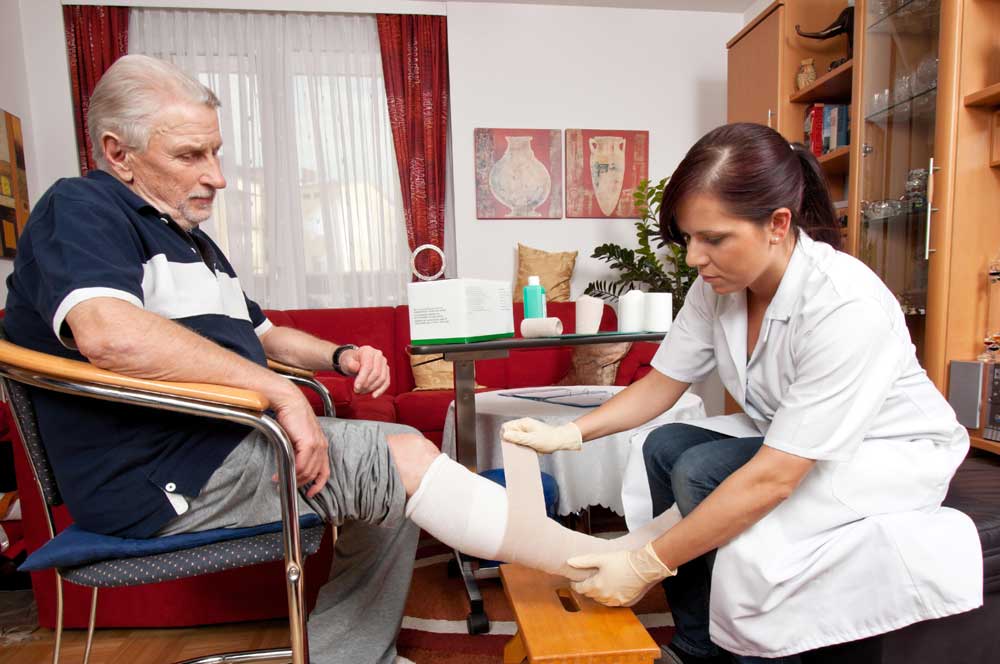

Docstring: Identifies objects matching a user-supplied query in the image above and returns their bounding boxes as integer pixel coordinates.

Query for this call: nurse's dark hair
[659,122,842,250]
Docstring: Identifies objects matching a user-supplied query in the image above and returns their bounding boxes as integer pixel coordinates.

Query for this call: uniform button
[165,482,177,492]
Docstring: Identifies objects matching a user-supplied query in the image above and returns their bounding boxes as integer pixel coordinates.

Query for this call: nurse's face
[676,193,790,295]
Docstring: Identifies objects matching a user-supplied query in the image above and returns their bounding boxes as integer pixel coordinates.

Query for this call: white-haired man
[3,54,452,663]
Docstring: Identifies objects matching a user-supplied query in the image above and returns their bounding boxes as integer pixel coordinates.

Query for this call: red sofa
[10,301,659,628]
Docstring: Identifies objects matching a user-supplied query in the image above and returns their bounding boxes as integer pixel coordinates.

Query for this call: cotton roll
[520,317,564,338]
[643,292,672,332]
[618,290,646,333]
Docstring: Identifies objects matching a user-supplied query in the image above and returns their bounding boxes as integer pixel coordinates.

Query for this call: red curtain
[63,5,129,175]
[376,15,449,280]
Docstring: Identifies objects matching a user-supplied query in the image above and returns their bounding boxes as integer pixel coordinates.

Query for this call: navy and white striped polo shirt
[5,169,272,538]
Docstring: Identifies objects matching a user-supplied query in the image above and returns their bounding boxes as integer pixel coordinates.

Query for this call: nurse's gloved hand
[566,542,677,607]
[500,418,582,453]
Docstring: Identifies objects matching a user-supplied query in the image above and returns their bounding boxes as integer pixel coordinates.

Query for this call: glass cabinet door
[858,0,941,363]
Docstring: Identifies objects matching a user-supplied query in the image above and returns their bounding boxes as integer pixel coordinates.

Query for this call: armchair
[0,333,333,664]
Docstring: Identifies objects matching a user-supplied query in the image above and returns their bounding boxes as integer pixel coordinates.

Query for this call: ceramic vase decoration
[796,59,817,91]
[589,136,626,216]
[488,136,552,217]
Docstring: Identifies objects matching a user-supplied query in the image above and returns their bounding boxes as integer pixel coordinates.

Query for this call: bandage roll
[643,292,672,332]
[520,317,564,338]
[618,290,646,333]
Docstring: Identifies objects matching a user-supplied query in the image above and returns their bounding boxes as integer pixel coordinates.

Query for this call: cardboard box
[408,279,515,345]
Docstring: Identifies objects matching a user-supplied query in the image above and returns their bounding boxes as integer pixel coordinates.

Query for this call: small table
[441,387,705,516]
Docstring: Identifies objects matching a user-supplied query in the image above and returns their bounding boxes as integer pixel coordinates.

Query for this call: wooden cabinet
[727,6,781,128]
[728,0,859,220]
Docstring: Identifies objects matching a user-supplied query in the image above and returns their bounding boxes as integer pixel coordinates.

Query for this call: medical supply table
[408,331,666,634]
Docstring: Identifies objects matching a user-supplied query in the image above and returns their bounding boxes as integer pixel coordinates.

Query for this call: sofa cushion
[395,390,458,435]
[615,341,660,386]
[335,393,396,423]
[279,308,399,395]
[943,451,1000,593]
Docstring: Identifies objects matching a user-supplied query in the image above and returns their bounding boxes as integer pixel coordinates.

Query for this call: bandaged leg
[405,444,680,582]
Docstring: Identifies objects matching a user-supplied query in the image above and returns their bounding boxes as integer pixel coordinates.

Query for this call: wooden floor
[0,619,292,664]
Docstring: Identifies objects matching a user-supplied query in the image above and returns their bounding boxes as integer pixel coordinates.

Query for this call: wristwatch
[332,344,359,376]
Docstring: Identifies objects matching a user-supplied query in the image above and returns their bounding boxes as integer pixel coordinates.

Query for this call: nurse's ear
[767,207,793,244]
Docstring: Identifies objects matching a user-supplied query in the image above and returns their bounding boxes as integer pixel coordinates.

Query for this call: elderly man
[3,54,451,663]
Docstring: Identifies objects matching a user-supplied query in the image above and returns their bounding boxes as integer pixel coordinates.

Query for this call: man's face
[126,101,226,230]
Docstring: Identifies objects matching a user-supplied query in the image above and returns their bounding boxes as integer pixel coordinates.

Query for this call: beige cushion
[514,243,577,302]
[557,342,632,386]
[409,354,484,391]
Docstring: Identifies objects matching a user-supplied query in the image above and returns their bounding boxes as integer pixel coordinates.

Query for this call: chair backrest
[0,327,63,508]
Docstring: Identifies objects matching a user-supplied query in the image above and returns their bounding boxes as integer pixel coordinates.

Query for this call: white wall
[448,2,739,298]
[742,0,771,24]
[0,0,32,291]
[0,0,79,301]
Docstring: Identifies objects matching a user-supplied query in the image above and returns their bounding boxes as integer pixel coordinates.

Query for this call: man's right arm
[65,297,332,495]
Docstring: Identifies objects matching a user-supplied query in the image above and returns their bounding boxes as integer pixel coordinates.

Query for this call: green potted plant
[585,177,698,315]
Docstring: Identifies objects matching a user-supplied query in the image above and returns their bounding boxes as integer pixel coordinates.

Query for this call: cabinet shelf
[865,86,937,123]
[789,60,854,104]
[818,146,850,175]
[964,82,1000,108]
[971,434,1000,455]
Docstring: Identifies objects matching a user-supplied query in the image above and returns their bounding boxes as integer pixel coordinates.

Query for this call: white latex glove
[500,418,583,453]
[566,542,677,607]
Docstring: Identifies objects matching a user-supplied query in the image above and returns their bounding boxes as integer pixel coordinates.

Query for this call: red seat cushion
[395,390,457,435]
[615,341,660,386]
[336,393,396,423]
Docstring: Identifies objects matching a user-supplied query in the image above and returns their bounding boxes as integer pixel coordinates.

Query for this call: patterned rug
[396,537,675,663]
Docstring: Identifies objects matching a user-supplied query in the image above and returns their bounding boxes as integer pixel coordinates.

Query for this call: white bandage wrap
[405,445,681,583]
[405,454,508,561]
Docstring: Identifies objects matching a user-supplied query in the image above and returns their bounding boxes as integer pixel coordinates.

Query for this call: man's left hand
[340,345,391,397]
[566,542,677,607]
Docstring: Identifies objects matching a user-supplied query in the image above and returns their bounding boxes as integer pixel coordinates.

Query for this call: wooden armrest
[267,359,316,379]
[0,340,268,411]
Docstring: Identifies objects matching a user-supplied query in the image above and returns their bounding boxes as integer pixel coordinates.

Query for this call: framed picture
[565,129,648,218]
[474,128,562,219]
[0,109,29,258]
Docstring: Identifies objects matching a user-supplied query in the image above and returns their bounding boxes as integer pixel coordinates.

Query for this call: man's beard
[178,193,215,226]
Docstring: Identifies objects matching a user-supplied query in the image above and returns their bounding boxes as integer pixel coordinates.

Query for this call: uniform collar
[87,169,161,215]
[764,228,813,322]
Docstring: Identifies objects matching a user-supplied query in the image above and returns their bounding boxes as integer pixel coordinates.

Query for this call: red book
[803,103,824,157]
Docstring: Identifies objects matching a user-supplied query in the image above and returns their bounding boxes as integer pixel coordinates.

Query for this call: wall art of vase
[589,136,626,216]
[566,129,648,218]
[475,128,562,220]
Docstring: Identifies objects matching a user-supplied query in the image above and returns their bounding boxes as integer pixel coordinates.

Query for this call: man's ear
[101,132,134,182]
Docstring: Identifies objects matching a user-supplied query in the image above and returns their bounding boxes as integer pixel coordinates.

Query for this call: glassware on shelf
[893,71,914,105]
[916,55,939,93]
[981,254,1000,361]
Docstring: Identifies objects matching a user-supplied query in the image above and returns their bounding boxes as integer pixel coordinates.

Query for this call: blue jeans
[643,423,801,664]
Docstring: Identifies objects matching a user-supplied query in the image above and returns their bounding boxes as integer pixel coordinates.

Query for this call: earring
[770,237,780,244]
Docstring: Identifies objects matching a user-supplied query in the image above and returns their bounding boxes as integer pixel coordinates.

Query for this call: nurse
[502,123,983,664]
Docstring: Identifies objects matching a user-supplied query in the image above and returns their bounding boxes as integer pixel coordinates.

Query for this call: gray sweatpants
[156,418,420,664]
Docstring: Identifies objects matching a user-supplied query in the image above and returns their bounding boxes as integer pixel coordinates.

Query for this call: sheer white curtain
[129,9,412,309]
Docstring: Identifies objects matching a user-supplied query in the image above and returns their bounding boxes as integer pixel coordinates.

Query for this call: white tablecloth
[441,386,705,520]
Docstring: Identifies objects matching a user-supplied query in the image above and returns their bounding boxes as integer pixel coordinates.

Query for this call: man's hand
[500,418,582,453]
[270,386,330,498]
[339,345,390,397]
[566,542,677,607]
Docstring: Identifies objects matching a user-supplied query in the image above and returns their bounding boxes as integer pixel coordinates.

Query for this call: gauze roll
[520,317,563,338]
[618,290,646,333]
[643,292,672,332]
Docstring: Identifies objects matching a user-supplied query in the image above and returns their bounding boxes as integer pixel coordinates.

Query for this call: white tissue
[643,292,672,332]
[520,317,564,338]
[574,295,604,335]
[618,290,646,333]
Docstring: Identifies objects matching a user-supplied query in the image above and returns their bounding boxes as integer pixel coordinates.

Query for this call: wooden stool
[500,563,661,663]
